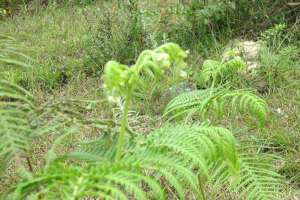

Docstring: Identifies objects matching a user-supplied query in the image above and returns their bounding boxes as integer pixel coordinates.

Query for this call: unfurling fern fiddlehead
[103,42,188,161]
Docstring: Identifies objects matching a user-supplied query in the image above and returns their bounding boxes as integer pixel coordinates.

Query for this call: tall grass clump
[84,1,150,75]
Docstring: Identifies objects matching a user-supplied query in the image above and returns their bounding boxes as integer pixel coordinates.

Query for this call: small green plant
[103,42,188,161]
[180,51,268,128]
[196,50,246,88]
[258,44,298,90]
[260,23,287,50]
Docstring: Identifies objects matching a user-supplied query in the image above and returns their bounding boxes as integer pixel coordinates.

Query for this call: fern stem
[210,75,217,91]
[198,174,207,200]
[25,155,33,172]
[115,96,130,161]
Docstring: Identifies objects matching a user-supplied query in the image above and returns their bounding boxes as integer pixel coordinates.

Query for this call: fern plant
[209,144,284,200]
[168,49,268,128]
[11,124,241,200]
[0,35,33,68]
[0,80,78,174]
[6,43,284,200]
[103,42,188,161]
[197,51,246,88]
[0,36,71,174]
[0,41,86,174]
[0,80,37,173]
[164,88,268,127]
[0,37,36,173]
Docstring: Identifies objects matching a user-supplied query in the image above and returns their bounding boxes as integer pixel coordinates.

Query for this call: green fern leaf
[209,151,284,200]
[164,89,267,127]
[10,124,240,199]
[0,81,36,172]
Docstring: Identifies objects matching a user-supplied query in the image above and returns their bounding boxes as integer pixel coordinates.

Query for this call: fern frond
[164,89,267,126]
[197,59,222,86]
[0,81,79,173]
[209,151,284,200]
[0,81,37,172]
[197,56,246,87]
[11,124,240,199]
[66,132,118,162]
[139,124,240,176]
[0,35,33,68]
[11,161,159,200]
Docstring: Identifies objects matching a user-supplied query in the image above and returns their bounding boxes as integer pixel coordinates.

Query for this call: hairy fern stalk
[2,43,284,200]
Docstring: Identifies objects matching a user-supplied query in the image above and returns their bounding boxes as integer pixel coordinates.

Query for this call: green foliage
[0,80,36,172]
[36,65,69,90]
[0,35,33,69]
[197,52,246,88]
[0,25,289,199]
[210,150,284,200]
[228,0,299,35]
[1,0,299,197]
[103,42,187,100]
[84,1,149,75]
[0,35,34,88]
[0,80,79,174]
[10,124,240,200]
[0,72,90,174]
[260,23,287,48]
[258,44,299,90]
[154,1,233,51]
[0,37,37,172]
[164,89,267,127]
[103,42,188,161]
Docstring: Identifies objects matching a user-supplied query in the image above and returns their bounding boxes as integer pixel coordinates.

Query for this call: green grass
[1,4,91,89]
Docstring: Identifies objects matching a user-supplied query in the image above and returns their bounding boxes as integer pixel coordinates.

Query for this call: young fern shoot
[103,42,188,161]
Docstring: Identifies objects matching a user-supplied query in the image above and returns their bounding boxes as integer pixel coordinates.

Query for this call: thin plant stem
[25,155,33,173]
[115,96,130,161]
[198,174,207,200]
